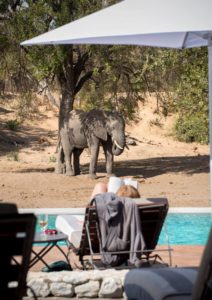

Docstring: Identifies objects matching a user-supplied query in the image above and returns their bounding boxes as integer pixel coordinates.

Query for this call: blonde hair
[116,185,140,198]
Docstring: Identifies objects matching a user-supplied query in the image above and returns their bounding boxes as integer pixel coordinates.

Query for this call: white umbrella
[21,0,212,48]
[21,0,212,206]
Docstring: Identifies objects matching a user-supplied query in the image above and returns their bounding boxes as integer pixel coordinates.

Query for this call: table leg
[29,243,55,269]
[55,244,70,264]
[29,241,71,270]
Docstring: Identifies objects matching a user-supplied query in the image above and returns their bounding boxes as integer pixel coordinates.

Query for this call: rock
[27,278,50,298]
[99,277,123,298]
[62,272,90,285]
[26,270,128,298]
[27,272,46,280]
[74,280,100,298]
[86,270,104,281]
[50,282,74,297]
[47,272,64,282]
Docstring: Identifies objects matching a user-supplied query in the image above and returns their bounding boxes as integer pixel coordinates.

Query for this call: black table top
[34,232,68,243]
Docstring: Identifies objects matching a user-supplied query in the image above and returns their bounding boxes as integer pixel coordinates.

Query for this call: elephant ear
[84,109,108,141]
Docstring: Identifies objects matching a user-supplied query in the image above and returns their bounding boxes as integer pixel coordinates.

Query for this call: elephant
[56,108,126,179]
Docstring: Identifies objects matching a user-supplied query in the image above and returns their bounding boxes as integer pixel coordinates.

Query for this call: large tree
[0,0,209,149]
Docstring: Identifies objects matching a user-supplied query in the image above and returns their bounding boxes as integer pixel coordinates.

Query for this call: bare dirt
[0,95,210,209]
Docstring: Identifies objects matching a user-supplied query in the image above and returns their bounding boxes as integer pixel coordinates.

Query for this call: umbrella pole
[208,42,212,211]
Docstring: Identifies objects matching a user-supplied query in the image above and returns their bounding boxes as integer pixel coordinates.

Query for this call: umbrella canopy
[21,0,212,207]
[21,0,212,48]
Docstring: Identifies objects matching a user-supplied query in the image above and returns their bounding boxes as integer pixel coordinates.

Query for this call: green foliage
[6,119,20,131]
[175,114,209,144]
[7,151,19,161]
[0,1,209,144]
[137,47,209,144]
[172,48,208,144]
[16,92,39,121]
[78,45,145,120]
[49,155,57,163]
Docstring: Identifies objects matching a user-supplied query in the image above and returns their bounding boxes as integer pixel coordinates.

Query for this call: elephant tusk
[114,140,124,150]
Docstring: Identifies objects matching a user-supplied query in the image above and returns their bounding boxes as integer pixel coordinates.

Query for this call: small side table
[29,232,70,270]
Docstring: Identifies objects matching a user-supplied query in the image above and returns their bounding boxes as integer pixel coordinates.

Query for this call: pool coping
[169,207,211,213]
[19,207,212,215]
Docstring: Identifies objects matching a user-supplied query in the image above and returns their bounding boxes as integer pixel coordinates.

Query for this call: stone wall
[27,269,128,298]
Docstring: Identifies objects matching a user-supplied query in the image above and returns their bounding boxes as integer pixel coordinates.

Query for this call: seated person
[117,184,140,198]
[56,177,142,268]
[90,176,140,200]
[91,180,144,267]
[57,179,141,246]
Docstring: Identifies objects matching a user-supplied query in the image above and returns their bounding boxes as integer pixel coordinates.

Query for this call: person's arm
[89,182,108,201]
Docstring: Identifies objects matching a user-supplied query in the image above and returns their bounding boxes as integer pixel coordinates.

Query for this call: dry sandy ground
[0,95,210,209]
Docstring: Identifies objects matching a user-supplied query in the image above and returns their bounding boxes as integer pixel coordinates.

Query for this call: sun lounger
[55,214,84,248]
[124,226,212,300]
[56,197,170,269]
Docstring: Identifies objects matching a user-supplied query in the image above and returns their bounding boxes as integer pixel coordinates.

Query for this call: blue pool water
[158,213,212,245]
[36,213,212,246]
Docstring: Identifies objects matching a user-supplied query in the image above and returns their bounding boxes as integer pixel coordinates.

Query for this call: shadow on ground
[0,113,209,179]
[97,155,209,178]
[0,106,14,114]
[12,155,209,179]
[0,125,57,155]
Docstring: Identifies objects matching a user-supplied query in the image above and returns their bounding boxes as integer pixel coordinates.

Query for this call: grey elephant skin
[56,109,126,179]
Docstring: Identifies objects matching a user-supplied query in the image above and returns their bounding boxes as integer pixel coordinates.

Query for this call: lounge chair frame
[71,198,171,269]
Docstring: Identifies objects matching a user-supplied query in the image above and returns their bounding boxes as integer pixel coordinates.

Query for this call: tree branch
[74,71,93,95]
[73,51,90,86]
[38,80,60,108]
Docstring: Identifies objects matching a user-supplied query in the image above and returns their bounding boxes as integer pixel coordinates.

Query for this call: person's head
[116,185,140,198]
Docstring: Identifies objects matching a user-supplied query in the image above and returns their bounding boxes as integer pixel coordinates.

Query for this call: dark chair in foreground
[0,202,18,214]
[0,212,36,300]
[124,226,212,300]
[71,198,170,269]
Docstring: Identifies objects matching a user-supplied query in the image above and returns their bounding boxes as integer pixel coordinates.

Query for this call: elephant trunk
[112,138,125,156]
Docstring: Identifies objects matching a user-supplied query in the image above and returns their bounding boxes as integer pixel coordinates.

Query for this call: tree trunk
[58,46,75,130]
[59,84,74,129]
[56,46,92,175]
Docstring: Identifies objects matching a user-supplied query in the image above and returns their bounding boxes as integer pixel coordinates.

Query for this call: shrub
[6,119,20,131]
[172,48,208,144]
[175,114,209,144]
[14,92,39,122]
[7,151,19,161]
[49,155,56,163]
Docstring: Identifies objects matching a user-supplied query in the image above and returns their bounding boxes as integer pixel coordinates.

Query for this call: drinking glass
[38,214,48,237]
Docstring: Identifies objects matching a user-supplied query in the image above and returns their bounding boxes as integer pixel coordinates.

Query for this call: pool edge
[19,206,212,215]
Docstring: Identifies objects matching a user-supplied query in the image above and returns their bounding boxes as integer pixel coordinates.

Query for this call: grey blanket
[94,192,146,267]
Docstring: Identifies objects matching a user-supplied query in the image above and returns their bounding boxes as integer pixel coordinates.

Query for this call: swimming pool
[36,213,212,246]
[159,213,212,245]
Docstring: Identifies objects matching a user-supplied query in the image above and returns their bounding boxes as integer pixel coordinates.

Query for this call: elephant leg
[61,132,75,176]
[89,138,100,179]
[55,144,66,174]
[73,148,83,175]
[64,147,74,176]
[102,140,115,177]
